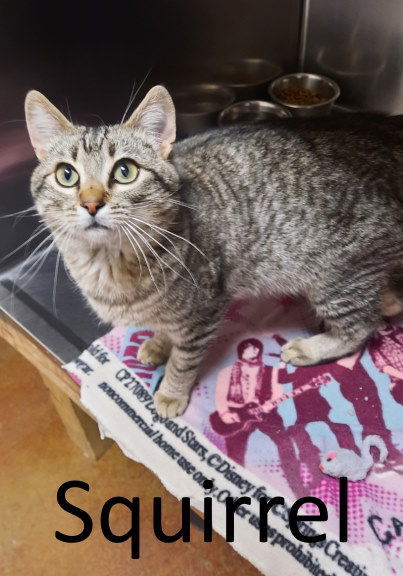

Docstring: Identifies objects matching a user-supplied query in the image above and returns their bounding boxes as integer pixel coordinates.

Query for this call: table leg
[42,375,113,460]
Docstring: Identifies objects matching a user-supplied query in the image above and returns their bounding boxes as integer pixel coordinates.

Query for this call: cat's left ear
[125,85,176,159]
[25,91,73,160]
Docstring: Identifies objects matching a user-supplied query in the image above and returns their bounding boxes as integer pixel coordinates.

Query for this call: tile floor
[0,338,261,575]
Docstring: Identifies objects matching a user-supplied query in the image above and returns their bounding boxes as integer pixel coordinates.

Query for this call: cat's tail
[362,435,388,465]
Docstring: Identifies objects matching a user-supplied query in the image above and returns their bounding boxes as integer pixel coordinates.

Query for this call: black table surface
[0,251,107,364]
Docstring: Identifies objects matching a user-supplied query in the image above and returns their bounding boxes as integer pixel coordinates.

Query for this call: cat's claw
[137,338,170,366]
[154,391,189,419]
[281,338,315,366]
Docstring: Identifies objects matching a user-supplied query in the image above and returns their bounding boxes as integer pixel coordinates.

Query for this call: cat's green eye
[112,159,139,184]
[55,163,79,187]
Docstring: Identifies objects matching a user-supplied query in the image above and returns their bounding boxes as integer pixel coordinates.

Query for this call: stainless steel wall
[0,0,302,126]
[155,0,301,68]
[302,0,403,114]
[0,0,302,267]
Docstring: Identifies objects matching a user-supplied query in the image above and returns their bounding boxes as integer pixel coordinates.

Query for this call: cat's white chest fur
[61,239,155,327]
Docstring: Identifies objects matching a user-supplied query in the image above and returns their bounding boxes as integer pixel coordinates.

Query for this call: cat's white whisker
[17,240,54,283]
[124,221,169,290]
[117,226,123,253]
[10,237,58,306]
[121,224,154,285]
[126,215,182,258]
[125,218,199,288]
[127,215,207,259]
[0,223,50,264]
[120,78,138,125]
[51,226,74,314]
[121,68,153,126]
[165,195,199,212]
[16,222,67,284]
[87,113,107,127]
[0,206,37,219]
[119,224,143,277]
[123,223,165,295]
[52,248,62,314]
[122,224,161,294]
[64,97,73,124]
[136,229,169,294]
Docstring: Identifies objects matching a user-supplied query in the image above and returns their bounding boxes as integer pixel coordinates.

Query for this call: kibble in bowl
[269,73,340,117]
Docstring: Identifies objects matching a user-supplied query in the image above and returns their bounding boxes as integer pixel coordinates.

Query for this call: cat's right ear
[124,86,176,159]
[24,91,72,160]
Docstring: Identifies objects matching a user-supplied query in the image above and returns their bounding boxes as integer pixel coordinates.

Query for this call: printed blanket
[65,297,403,576]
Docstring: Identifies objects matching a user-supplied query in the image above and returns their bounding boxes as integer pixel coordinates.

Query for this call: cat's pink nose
[319,465,324,471]
[81,201,104,215]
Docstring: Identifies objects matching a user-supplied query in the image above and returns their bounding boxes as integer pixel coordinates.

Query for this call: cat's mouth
[85,221,110,231]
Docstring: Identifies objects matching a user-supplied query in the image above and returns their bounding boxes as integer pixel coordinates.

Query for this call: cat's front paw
[154,391,189,418]
[137,337,170,366]
[281,338,315,366]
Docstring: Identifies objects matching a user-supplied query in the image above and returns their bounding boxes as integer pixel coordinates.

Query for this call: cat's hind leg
[282,278,382,366]
[380,288,403,317]
[380,263,403,317]
[281,330,369,366]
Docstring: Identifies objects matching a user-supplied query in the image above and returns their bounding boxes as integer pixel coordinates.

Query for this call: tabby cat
[24,86,403,418]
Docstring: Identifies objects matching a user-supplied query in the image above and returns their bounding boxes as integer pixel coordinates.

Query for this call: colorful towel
[64,297,403,575]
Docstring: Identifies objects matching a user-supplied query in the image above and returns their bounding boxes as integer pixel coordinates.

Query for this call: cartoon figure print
[209,331,403,497]
[368,322,403,406]
[274,333,403,476]
[210,338,306,497]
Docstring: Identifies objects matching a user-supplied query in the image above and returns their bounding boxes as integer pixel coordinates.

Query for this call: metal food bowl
[210,58,282,100]
[218,100,291,126]
[268,73,340,117]
[170,83,235,136]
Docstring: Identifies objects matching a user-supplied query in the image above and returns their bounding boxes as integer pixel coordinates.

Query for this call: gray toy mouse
[319,435,388,481]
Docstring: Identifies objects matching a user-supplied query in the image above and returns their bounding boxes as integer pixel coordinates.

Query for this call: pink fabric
[67,296,403,572]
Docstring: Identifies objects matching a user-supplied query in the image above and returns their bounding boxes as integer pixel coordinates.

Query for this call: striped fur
[25,88,403,417]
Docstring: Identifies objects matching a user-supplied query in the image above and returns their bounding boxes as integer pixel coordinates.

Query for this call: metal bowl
[210,58,282,100]
[170,83,235,136]
[218,100,291,126]
[268,73,340,117]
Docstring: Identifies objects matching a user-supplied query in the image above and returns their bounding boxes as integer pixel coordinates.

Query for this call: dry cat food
[276,87,327,106]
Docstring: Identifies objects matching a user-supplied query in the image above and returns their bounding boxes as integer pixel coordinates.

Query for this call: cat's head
[24,86,179,247]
